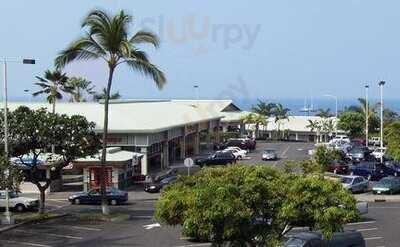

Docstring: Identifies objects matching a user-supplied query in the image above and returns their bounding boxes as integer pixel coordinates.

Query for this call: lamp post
[194,85,199,106]
[2,58,35,225]
[378,81,385,164]
[365,85,369,148]
[323,94,338,136]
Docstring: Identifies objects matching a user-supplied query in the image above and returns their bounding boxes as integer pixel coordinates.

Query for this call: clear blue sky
[1,0,399,101]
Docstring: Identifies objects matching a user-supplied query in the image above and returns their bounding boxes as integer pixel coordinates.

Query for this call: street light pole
[323,94,338,136]
[1,58,35,225]
[378,81,385,164]
[365,85,369,148]
[194,85,199,106]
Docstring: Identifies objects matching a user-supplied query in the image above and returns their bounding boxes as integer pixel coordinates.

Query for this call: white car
[372,147,386,160]
[224,147,247,160]
[0,190,39,212]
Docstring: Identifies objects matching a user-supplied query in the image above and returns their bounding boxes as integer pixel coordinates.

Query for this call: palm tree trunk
[51,100,56,153]
[100,65,115,215]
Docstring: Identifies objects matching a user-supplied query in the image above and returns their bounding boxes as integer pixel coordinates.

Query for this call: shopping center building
[9,99,245,191]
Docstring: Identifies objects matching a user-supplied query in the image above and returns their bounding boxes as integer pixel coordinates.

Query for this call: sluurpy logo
[137,14,261,55]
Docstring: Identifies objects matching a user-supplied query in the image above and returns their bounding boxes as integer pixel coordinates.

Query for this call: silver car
[262,149,277,161]
[341,176,369,193]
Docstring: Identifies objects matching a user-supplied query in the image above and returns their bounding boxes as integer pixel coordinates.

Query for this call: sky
[1,0,400,103]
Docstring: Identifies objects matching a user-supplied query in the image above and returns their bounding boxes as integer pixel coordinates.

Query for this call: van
[284,231,365,247]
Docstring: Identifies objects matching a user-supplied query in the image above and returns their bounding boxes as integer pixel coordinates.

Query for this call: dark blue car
[350,162,396,181]
[68,187,128,205]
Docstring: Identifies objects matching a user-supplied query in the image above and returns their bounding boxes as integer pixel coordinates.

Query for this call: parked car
[371,147,386,161]
[145,175,177,193]
[219,138,256,151]
[385,160,400,176]
[350,162,395,181]
[341,175,369,193]
[372,177,400,195]
[68,187,128,205]
[0,190,39,212]
[195,151,236,167]
[262,149,278,161]
[327,160,349,174]
[369,137,381,146]
[284,231,365,247]
[224,146,247,160]
[347,147,370,162]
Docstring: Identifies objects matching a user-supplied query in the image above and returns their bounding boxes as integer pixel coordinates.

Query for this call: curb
[0,213,68,234]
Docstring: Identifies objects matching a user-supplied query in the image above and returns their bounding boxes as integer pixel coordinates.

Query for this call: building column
[83,168,89,192]
[194,131,200,155]
[180,135,186,159]
[240,122,245,136]
[162,141,169,169]
[112,168,118,188]
[140,147,148,175]
[295,133,299,141]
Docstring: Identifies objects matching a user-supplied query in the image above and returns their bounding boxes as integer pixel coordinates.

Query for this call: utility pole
[378,81,385,164]
[365,85,369,147]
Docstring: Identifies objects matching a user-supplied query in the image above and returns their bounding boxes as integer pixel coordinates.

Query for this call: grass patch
[76,212,131,222]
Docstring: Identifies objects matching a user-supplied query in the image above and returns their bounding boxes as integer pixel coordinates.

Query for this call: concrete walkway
[355,193,400,202]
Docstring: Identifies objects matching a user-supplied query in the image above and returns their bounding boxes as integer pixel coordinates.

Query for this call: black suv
[195,151,236,167]
[219,138,256,151]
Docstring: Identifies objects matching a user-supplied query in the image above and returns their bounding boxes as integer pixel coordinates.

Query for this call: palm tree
[93,88,121,102]
[251,99,275,138]
[307,119,322,143]
[66,77,95,102]
[241,113,256,138]
[55,9,166,215]
[32,69,70,114]
[272,103,290,140]
[315,108,332,118]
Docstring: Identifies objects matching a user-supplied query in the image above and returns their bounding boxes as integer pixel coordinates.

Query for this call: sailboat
[299,95,317,115]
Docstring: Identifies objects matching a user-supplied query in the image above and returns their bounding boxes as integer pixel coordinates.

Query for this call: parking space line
[2,240,52,247]
[174,243,211,247]
[71,226,102,231]
[280,146,290,158]
[356,227,378,232]
[15,230,83,240]
[364,236,383,241]
[347,221,376,226]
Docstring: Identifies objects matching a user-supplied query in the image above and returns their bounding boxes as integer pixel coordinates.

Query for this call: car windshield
[341,177,353,184]
[378,179,393,186]
[284,238,306,247]
[264,150,275,154]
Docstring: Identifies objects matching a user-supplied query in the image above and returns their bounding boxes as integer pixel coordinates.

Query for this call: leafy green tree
[55,9,166,215]
[383,108,399,124]
[66,77,95,102]
[0,106,100,214]
[93,87,122,102]
[337,111,365,138]
[0,156,23,191]
[155,165,358,245]
[32,69,71,114]
[384,121,400,160]
[251,100,276,138]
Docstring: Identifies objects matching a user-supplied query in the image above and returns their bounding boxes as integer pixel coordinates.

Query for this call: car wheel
[74,198,80,205]
[15,204,25,212]
[110,199,118,206]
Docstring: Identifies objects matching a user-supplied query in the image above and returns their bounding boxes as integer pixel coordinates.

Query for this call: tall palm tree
[307,119,322,143]
[272,103,290,140]
[251,99,275,138]
[315,108,332,118]
[55,9,166,215]
[66,77,95,102]
[93,87,121,102]
[32,69,70,114]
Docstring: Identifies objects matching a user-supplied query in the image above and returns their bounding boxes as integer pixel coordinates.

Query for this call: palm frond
[125,58,166,89]
[129,31,160,48]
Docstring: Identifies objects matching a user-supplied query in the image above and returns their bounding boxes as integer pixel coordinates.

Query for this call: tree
[383,108,399,124]
[384,121,400,161]
[155,165,359,245]
[272,103,290,140]
[307,120,322,143]
[66,77,95,102]
[1,106,100,214]
[251,100,276,139]
[32,69,71,114]
[315,108,332,118]
[337,112,365,138]
[93,87,122,102]
[0,156,23,191]
[55,9,166,215]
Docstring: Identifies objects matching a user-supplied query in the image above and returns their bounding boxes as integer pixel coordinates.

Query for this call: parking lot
[0,200,399,247]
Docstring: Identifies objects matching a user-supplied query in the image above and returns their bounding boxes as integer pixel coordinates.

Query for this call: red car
[328,161,349,174]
